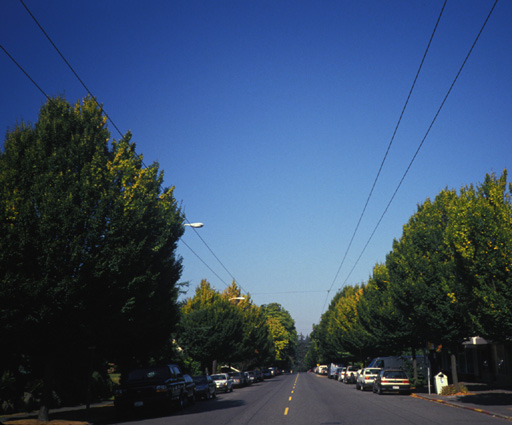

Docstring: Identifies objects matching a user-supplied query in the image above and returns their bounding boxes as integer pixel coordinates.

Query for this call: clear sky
[2,0,511,336]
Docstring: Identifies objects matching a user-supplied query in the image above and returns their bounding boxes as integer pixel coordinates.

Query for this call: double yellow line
[284,374,299,416]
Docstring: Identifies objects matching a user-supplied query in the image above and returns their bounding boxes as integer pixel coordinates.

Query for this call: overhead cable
[338,0,499,290]
[321,0,448,314]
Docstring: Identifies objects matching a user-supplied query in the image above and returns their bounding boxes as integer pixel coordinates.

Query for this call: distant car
[245,371,255,384]
[373,369,411,395]
[253,370,264,382]
[338,367,346,382]
[192,375,216,400]
[343,366,358,383]
[356,368,381,391]
[229,372,246,388]
[212,373,233,393]
[263,368,272,379]
[183,374,196,405]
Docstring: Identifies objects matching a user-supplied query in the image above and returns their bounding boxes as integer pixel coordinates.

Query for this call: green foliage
[309,170,512,378]
[261,303,298,367]
[0,96,184,412]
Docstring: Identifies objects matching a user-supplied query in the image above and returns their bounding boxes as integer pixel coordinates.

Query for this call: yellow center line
[289,396,292,401]
[284,407,289,415]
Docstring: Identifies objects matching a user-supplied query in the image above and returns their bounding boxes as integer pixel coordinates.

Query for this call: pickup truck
[114,364,186,412]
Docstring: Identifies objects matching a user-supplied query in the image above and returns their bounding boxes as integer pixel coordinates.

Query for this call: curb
[411,393,512,422]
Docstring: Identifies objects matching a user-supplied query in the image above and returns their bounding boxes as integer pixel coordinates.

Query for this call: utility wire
[184,217,248,294]
[18,0,124,139]
[321,0,448,314]
[1,41,231,293]
[16,0,243,295]
[0,44,54,105]
[337,0,499,290]
[179,239,230,288]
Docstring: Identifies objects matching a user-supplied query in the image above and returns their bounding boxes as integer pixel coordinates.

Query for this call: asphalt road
[11,373,508,425]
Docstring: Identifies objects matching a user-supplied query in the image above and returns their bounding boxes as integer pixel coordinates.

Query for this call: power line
[321,0,448,314]
[337,0,499,290]
[184,217,248,294]
[18,0,124,140]
[1,40,232,293]
[0,44,54,105]
[16,0,244,296]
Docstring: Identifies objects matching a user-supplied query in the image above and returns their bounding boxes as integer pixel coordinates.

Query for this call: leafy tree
[0,97,184,419]
[386,190,474,384]
[261,303,297,368]
[446,171,512,341]
[178,280,244,374]
[221,282,274,369]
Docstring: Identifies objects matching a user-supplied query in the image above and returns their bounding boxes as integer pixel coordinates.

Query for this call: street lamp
[184,222,204,228]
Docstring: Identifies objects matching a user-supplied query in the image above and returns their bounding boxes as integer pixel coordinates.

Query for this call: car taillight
[404,379,410,384]
[381,378,388,383]
[156,385,168,393]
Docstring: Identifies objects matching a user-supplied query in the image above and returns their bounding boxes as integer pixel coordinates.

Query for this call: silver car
[212,373,233,393]
[356,367,381,391]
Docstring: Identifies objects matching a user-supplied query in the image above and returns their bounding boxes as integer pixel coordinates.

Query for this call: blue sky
[2,0,511,336]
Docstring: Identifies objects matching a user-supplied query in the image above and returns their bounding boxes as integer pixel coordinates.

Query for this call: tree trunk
[212,359,217,375]
[38,360,53,422]
[450,352,458,385]
[411,347,418,385]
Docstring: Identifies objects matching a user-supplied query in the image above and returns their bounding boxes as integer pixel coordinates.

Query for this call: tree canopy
[0,97,184,418]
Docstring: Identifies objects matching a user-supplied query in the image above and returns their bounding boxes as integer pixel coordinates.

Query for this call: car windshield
[384,371,407,379]
[368,369,381,375]
[193,375,207,384]
[126,366,170,382]
[211,374,225,380]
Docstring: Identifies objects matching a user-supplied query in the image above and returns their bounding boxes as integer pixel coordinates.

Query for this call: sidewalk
[412,382,512,421]
[0,401,116,425]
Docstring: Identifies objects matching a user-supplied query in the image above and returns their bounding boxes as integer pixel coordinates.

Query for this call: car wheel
[190,392,196,405]
[356,383,360,390]
[212,390,216,398]
[372,385,377,393]
[230,386,233,392]
[378,386,383,395]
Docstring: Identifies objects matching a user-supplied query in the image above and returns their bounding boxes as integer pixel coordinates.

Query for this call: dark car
[114,364,186,412]
[253,370,264,382]
[373,369,411,395]
[192,375,216,400]
[183,374,196,405]
[229,372,246,388]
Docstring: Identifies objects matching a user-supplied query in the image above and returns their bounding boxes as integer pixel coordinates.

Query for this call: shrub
[441,383,469,395]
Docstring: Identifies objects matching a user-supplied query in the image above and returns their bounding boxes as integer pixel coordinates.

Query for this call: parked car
[253,370,264,382]
[212,373,233,393]
[263,368,273,379]
[342,365,358,383]
[373,369,411,395]
[229,372,246,388]
[356,368,381,391]
[337,367,346,382]
[114,364,186,412]
[183,374,196,405]
[245,371,255,384]
[192,375,216,400]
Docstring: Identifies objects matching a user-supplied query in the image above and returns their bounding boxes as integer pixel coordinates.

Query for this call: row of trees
[177,280,297,375]
[308,171,512,385]
[0,96,298,418]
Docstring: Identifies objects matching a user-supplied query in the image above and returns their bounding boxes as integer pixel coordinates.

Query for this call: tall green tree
[178,280,244,374]
[221,282,274,369]
[446,171,512,341]
[0,97,184,419]
[386,190,474,384]
[261,303,297,368]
